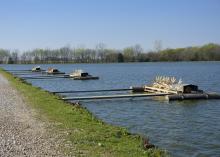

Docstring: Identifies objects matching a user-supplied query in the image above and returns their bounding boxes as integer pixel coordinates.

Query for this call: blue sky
[0,0,220,51]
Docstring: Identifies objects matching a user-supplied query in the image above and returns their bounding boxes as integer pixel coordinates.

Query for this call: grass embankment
[0,69,167,157]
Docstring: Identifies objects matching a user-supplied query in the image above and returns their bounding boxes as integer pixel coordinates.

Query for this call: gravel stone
[0,74,74,157]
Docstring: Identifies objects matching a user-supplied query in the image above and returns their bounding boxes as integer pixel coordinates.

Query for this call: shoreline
[1,60,220,65]
[0,68,168,157]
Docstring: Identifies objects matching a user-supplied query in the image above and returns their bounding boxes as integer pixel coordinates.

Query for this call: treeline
[1,43,220,64]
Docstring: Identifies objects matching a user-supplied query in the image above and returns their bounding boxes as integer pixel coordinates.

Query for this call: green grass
[0,68,168,157]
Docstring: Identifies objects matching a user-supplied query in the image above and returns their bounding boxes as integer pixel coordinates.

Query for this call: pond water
[2,62,220,157]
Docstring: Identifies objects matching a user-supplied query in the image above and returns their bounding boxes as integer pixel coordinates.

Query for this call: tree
[0,49,10,64]
[117,53,124,62]
[123,47,135,62]
[1,42,220,64]
[11,50,19,64]
[154,40,162,53]
[133,44,143,61]
[60,46,71,63]
[96,43,106,62]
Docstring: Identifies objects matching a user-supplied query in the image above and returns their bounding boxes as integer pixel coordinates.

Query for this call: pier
[4,69,220,102]
[62,93,171,101]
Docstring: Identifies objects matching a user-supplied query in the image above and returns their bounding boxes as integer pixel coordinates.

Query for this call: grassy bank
[0,69,168,157]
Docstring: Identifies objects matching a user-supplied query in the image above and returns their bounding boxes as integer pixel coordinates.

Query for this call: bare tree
[154,40,162,53]
[11,50,19,64]
[96,43,106,62]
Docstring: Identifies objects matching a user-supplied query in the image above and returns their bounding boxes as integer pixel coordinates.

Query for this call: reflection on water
[2,62,220,157]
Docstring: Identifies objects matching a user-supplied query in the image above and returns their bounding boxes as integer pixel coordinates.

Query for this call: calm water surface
[2,62,220,157]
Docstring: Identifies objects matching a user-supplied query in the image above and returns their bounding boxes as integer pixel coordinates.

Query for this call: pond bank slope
[0,69,168,157]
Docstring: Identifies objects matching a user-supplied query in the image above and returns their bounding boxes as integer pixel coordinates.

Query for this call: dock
[62,93,171,101]
[4,70,220,102]
[53,88,133,94]
[166,92,220,101]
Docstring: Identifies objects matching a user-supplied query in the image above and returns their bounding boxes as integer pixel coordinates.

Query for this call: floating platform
[69,69,99,80]
[55,84,220,101]
[71,76,99,80]
[166,92,220,101]
[5,72,220,102]
[62,92,220,101]
[53,88,132,94]
[62,93,171,101]
[45,72,65,75]
[31,66,45,72]
[45,68,65,75]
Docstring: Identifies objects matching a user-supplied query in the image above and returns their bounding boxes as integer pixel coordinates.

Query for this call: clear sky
[0,0,220,51]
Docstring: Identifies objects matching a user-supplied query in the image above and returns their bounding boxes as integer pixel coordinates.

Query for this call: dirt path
[0,74,71,157]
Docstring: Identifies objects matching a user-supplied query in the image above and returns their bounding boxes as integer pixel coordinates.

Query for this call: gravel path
[0,74,73,157]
